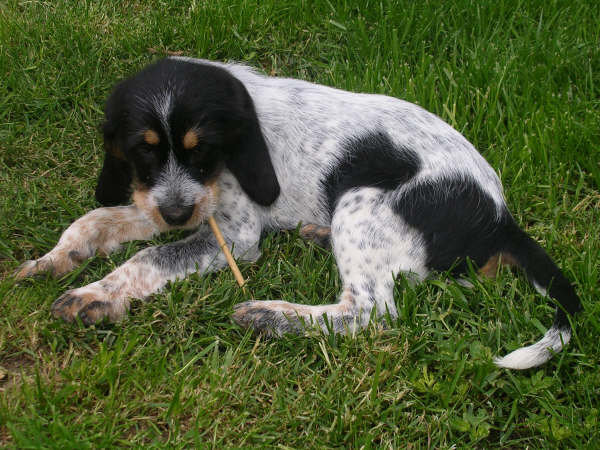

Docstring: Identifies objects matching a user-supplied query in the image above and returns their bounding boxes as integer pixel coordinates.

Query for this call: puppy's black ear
[225,82,280,206]
[95,89,133,206]
[95,151,132,206]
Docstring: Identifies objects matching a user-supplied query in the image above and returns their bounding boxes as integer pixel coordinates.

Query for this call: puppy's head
[95,58,280,229]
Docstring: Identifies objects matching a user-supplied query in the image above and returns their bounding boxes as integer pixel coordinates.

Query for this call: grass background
[1,0,599,447]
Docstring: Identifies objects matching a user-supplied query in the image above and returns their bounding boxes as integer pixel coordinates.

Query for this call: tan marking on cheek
[185,180,221,227]
[479,252,518,278]
[106,143,125,159]
[133,189,169,230]
[182,129,199,150]
[143,129,160,145]
[185,203,203,228]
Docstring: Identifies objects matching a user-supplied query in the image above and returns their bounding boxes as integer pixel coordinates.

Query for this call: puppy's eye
[189,144,209,158]
[139,145,157,156]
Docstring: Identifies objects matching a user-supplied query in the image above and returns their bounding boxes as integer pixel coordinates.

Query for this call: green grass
[1,0,599,447]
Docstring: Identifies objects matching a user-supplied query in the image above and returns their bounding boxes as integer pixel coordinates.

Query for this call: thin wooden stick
[207,216,246,290]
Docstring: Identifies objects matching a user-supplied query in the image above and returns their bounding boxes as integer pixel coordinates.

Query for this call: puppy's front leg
[51,220,260,325]
[15,205,164,279]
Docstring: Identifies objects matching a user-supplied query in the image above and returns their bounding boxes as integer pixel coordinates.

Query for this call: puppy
[16,57,582,369]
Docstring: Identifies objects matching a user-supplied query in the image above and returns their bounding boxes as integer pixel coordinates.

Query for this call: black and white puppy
[16,57,582,370]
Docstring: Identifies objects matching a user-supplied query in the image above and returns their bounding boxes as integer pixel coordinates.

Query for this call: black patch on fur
[501,222,582,324]
[393,175,582,326]
[95,151,133,206]
[394,176,508,273]
[323,132,420,214]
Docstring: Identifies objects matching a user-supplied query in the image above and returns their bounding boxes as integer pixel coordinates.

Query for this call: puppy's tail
[493,222,582,370]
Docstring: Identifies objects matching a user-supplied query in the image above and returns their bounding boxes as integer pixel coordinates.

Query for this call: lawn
[1,0,599,447]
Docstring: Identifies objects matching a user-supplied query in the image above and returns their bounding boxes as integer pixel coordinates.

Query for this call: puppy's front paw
[232,300,305,336]
[51,284,128,326]
[14,259,54,280]
[14,250,85,280]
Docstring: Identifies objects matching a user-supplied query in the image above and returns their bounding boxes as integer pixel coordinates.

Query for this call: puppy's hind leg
[233,188,429,336]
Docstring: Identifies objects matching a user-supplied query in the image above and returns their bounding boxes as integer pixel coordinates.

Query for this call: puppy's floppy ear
[225,81,280,207]
[95,151,132,206]
[95,88,133,206]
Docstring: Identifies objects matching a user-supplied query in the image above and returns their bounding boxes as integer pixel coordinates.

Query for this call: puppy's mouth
[133,190,206,230]
[133,181,219,230]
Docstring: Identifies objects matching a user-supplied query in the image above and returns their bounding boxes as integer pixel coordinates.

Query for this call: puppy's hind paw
[299,224,331,248]
[232,300,304,336]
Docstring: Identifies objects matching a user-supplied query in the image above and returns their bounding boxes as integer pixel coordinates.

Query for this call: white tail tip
[494,326,571,370]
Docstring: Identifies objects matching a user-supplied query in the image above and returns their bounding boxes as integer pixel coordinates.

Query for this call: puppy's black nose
[159,205,194,225]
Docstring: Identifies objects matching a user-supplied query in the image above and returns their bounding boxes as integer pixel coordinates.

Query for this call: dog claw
[14,260,49,280]
[15,249,86,280]
[78,301,111,326]
[51,289,115,325]
[51,292,82,322]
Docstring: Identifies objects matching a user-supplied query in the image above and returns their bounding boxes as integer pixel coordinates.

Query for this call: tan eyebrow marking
[183,129,199,150]
[143,129,160,145]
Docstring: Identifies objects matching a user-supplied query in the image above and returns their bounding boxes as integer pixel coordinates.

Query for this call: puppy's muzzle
[159,205,194,226]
